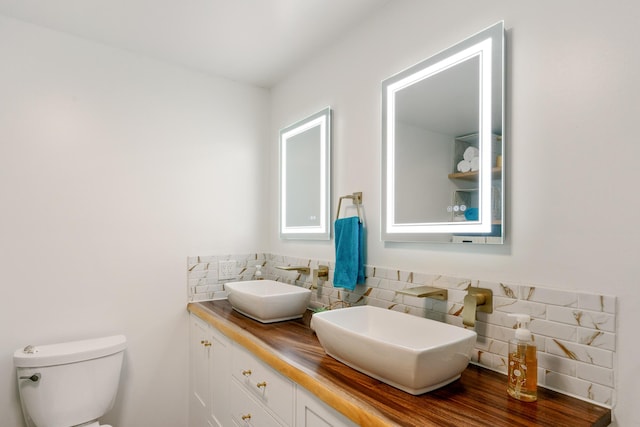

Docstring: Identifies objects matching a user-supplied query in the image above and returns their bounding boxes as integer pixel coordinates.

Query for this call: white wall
[269,0,640,424]
[0,16,269,426]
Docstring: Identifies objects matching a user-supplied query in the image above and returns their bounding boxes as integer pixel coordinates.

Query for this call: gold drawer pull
[242,369,252,377]
[256,381,267,389]
[203,340,211,347]
[241,413,251,421]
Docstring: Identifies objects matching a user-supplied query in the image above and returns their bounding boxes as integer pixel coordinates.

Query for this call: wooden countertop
[188,300,611,427]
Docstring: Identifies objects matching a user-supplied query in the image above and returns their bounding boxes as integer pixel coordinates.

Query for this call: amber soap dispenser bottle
[507,314,537,402]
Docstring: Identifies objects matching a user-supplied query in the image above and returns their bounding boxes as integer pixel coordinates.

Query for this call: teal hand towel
[334,216,365,291]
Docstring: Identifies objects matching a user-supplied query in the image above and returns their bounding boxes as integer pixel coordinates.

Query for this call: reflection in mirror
[280,107,331,240]
[382,22,504,244]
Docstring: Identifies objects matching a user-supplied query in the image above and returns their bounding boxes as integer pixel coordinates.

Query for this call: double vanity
[187,295,611,426]
[191,20,612,426]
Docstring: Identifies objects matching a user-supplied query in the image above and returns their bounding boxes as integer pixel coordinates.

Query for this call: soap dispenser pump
[507,314,537,402]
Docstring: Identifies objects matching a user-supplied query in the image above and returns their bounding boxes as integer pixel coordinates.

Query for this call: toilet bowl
[14,334,126,427]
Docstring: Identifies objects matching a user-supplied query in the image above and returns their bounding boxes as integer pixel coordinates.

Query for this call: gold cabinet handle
[242,369,252,377]
[241,413,251,421]
[201,340,211,347]
[256,381,267,389]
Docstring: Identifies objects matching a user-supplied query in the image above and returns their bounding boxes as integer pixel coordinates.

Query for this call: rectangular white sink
[310,305,477,394]
[225,280,311,323]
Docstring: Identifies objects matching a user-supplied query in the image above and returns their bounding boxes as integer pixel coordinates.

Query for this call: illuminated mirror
[382,22,504,244]
[280,107,331,240]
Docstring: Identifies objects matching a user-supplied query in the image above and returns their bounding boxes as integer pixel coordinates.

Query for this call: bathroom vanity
[188,300,611,426]
[189,307,354,427]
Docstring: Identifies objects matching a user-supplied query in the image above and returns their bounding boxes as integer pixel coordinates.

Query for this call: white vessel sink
[310,305,477,394]
[225,280,311,323]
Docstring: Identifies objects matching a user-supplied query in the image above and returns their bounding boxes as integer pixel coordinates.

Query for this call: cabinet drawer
[232,344,294,425]
[231,379,283,427]
[296,387,357,427]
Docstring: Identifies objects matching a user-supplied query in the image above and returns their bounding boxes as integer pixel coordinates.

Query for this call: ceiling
[0,0,390,88]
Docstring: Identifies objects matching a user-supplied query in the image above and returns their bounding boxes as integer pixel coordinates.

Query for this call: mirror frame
[279,107,332,240]
[381,22,504,243]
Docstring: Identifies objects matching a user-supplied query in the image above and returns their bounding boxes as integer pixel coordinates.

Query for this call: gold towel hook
[336,192,363,221]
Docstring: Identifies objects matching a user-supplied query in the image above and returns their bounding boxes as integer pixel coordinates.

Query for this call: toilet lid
[14,335,126,368]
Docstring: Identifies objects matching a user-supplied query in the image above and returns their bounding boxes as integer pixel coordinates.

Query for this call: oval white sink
[225,280,311,323]
[310,305,477,394]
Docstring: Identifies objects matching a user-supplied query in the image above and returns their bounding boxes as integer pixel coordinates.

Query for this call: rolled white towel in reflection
[470,156,480,171]
[463,146,479,161]
[457,160,471,173]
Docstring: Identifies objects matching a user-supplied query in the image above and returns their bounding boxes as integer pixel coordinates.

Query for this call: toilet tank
[14,335,126,427]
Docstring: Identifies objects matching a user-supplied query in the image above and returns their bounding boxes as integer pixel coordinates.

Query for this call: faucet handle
[314,265,329,278]
[23,345,37,354]
[462,294,479,327]
[311,265,329,289]
[462,287,493,327]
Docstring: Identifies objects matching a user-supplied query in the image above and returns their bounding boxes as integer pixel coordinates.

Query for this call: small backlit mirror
[279,107,331,240]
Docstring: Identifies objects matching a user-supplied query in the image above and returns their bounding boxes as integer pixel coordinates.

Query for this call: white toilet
[14,334,126,427]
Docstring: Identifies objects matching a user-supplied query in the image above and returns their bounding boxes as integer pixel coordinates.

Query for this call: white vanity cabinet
[230,380,284,426]
[231,345,294,426]
[189,314,232,427]
[189,313,354,427]
[296,388,357,427]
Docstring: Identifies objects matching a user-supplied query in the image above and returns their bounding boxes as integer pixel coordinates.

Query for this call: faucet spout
[397,285,448,301]
[276,265,311,275]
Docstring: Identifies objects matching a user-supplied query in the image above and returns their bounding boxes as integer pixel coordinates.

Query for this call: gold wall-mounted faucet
[397,285,448,301]
[276,265,310,275]
[462,287,493,327]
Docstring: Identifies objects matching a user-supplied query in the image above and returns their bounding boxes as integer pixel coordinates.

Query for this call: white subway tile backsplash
[578,293,616,314]
[473,280,506,297]
[538,352,576,376]
[547,306,616,332]
[494,297,547,318]
[521,286,578,307]
[480,322,514,343]
[473,351,508,373]
[544,371,613,406]
[366,297,389,309]
[387,280,406,291]
[577,328,616,351]
[368,287,396,302]
[577,362,615,388]
[483,310,517,328]
[412,272,439,285]
[363,276,383,289]
[187,252,616,408]
[473,333,509,356]
[497,282,519,299]
[446,289,467,305]
[530,319,577,341]
[546,338,613,369]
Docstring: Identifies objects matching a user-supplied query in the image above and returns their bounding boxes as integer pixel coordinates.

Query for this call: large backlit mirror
[280,107,331,240]
[382,22,504,244]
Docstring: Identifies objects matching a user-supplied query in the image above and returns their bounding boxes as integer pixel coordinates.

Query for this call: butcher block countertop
[188,300,611,427]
